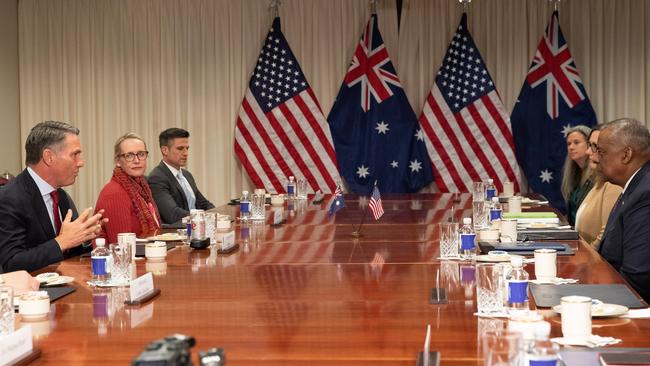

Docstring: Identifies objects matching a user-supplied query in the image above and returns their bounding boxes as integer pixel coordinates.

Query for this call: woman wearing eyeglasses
[95,133,161,243]
[561,125,595,226]
[574,126,622,249]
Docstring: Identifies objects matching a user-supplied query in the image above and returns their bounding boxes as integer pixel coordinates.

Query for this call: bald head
[597,118,650,187]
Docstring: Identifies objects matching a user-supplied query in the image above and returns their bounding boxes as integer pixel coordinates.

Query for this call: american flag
[511,11,596,213]
[234,17,340,194]
[368,185,384,220]
[418,13,522,194]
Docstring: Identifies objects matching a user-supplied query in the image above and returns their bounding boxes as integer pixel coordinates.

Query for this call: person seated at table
[574,126,622,250]
[95,133,161,243]
[561,125,595,226]
[148,128,215,227]
[597,118,650,302]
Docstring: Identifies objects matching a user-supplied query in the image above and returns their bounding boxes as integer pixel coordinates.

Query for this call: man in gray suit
[148,128,215,226]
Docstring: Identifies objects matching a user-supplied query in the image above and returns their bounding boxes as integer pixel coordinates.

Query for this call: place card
[273,208,284,226]
[0,325,33,366]
[129,272,154,303]
[222,231,235,251]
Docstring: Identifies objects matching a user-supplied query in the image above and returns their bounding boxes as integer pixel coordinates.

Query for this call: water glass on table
[472,181,486,202]
[251,192,266,221]
[296,178,308,199]
[482,330,522,366]
[439,222,459,258]
[204,212,216,244]
[476,263,505,315]
[473,201,488,230]
[0,286,14,335]
[110,243,132,285]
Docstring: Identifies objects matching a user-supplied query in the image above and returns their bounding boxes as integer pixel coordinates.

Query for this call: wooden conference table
[26,193,650,365]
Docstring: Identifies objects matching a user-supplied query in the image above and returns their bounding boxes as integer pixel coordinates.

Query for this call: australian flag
[511,11,596,213]
[327,15,433,195]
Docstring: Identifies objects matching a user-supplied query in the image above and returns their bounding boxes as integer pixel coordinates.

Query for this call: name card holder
[217,231,239,255]
[0,326,40,366]
[125,272,160,306]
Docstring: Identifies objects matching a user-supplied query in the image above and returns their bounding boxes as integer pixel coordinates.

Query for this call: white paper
[129,272,154,302]
[0,325,33,366]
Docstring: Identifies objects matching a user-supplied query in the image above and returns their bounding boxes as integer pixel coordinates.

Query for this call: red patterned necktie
[50,190,62,234]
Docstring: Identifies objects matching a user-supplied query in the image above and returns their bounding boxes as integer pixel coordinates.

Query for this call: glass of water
[472,181,486,202]
[251,192,266,220]
[476,263,505,315]
[296,178,308,199]
[473,201,488,230]
[439,222,459,258]
[0,286,14,335]
[205,213,216,244]
[110,243,132,286]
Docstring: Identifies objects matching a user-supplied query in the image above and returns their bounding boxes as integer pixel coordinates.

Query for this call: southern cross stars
[409,160,422,173]
[375,121,389,134]
[356,165,370,179]
[540,169,553,183]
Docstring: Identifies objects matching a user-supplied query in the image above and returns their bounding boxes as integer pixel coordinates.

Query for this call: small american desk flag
[368,185,384,220]
[234,17,340,194]
[418,13,521,194]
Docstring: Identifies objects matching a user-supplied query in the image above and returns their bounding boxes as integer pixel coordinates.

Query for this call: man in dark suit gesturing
[597,118,650,302]
[0,121,105,272]
[148,128,215,226]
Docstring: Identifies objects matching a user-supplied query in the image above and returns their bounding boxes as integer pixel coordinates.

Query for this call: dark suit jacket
[0,169,90,272]
[147,161,215,226]
[599,160,650,303]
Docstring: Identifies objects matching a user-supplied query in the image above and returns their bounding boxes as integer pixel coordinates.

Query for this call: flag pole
[352,180,377,237]
[369,0,377,15]
[269,0,281,17]
[459,0,471,13]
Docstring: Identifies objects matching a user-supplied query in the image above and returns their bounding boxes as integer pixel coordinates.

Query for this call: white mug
[534,249,557,282]
[500,219,517,243]
[508,196,522,213]
[560,296,592,343]
[502,181,515,198]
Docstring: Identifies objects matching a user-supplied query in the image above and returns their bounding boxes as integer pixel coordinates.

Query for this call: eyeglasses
[119,151,149,162]
[588,142,599,152]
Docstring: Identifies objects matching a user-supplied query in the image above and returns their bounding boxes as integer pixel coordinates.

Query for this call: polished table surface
[26,193,650,365]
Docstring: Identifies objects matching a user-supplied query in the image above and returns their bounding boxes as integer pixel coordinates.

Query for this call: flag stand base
[351,231,363,238]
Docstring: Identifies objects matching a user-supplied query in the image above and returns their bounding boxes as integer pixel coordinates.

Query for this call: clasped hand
[55,207,109,251]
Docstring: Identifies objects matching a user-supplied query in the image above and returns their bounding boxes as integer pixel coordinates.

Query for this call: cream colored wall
[0,0,20,176]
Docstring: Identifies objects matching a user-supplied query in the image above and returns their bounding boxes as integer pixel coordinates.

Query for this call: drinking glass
[439,222,459,258]
[472,181,486,202]
[0,286,14,335]
[297,178,308,199]
[177,228,188,245]
[251,192,266,221]
[204,212,216,244]
[110,243,132,286]
[483,330,522,366]
[473,201,488,230]
[476,264,505,315]
[524,339,559,365]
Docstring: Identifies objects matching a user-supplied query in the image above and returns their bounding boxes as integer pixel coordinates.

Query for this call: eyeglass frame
[118,150,149,162]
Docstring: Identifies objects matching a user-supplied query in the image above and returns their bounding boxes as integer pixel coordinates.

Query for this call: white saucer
[20,313,49,321]
[35,272,59,283]
[552,303,629,317]
[42,275,74,286]
[146,234,182,241]
[475,254,523,263]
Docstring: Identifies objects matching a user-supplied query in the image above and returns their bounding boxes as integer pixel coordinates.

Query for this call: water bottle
[459,217,477,259]
[489,196,502,225]
[287,176,296,198]
[91,238,111,285]
[240,190,251,221]
[506,256,530,313]
[485,179,497,201]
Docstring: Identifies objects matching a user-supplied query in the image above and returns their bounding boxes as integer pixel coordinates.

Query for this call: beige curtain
[19,0,649,207]
[398,0,650,126]
[19,0,398,208]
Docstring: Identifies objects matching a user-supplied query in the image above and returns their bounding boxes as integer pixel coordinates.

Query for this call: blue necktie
[177,171,196,210]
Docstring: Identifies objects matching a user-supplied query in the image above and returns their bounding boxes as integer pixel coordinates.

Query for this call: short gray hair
[601,118,650,154]
[25,121,80,166]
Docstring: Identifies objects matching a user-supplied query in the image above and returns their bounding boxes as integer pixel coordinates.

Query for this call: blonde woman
[95,133,161,243]
[561,125,595,226]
